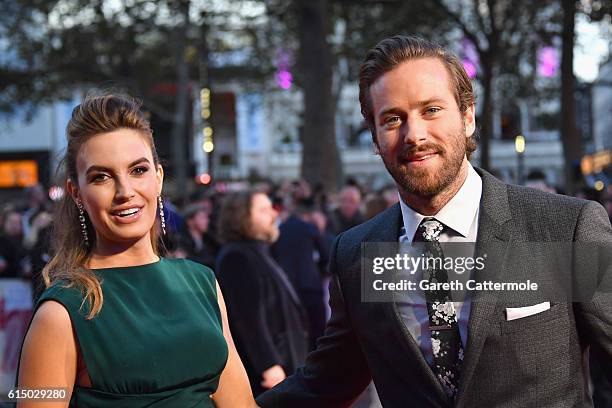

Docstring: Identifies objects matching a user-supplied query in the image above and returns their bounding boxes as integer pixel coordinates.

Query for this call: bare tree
[294,0,342,191]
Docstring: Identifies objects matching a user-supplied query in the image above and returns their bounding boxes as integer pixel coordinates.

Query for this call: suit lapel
[370,204,451,403]
[455,169,512,406]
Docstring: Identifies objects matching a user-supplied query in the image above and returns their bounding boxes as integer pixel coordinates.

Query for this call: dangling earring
[77,199,89,246]
[158,195,166,235]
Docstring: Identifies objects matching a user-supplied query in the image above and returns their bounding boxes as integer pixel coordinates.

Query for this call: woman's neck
[88,234,158,269]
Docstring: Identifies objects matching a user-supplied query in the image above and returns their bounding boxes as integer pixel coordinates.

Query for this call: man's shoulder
[336,204,399,247]
[480,169,590,217]
[483,173,610,239]
[506,183,588,211]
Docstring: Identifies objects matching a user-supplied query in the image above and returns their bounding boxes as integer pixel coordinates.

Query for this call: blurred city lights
[203,141,214,153]
[461,38,479,79]
[462,61,477,79]
[538,46,559,78]
[515,135,526,153]
[594,180,604,191]
[275,50,293,90]
[200,88,211,119]
[197,173,212,185]
[48,185,64,201]
[276,70,293,89]
[203,127,213,137]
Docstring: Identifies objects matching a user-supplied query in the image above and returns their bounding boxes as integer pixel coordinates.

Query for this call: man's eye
[132,166,149,175]
[384,116,401,125]
[425,107,441,114]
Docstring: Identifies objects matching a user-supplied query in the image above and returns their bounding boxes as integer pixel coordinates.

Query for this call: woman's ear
[66,178,80,204]
[156,164,164,196]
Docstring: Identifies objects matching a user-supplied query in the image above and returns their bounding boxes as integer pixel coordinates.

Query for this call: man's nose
[402,117,428,146]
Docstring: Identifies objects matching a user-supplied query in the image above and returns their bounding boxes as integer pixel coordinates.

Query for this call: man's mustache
[397,143,444,160]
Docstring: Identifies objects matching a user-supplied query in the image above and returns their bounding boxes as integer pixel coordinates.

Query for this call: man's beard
[380,129,467,198]
[266,225,280,244]
[254,224,280,244]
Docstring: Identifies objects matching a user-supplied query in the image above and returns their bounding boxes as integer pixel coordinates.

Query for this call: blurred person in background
[363,192,388,220]
[272,197,329,350]
[525,170,557,194]
[179,203,220,268]
[23,210,54,300]
[20,183,49,237]
[0,210,29,278]
[381,184,400,207]
[328,185,365,235]
[216,191,308,397]
[17,92,256,407]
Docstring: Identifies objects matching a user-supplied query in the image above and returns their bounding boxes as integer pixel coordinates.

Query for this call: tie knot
[416,218,444,242]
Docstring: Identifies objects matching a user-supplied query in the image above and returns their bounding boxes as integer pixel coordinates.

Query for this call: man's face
[339,188,361,218]
[189,210,209,234]
[369,57,475,198]
[249,193,280,243]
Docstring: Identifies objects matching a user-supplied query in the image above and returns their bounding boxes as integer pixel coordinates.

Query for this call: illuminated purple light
[538,47,558,78]
[277,70,293,89]
[461,38,479,78]
[463,61,477,79]
[275,50,293,90]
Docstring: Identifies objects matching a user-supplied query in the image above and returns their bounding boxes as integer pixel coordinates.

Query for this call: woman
[17,93,256,407]
[215,191,308,397]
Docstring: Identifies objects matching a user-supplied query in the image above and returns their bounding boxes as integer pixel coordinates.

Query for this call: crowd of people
[3,176,610,304]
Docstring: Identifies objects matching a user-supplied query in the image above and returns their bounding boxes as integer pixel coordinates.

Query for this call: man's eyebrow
[414,98,446,108]
[377,107,404,118]
[377,98,448,118]
[85,157,151,175]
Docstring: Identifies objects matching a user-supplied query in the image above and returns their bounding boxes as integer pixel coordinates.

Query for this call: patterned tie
[414,218,464,398]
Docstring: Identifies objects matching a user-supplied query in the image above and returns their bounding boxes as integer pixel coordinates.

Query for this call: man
[215,191,308,397]
[328,186,365,235]
[272,198,330,350]
[179,203,219,268]
[257,35,612,407]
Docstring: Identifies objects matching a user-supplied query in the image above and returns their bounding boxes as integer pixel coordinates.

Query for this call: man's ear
[464,103,476,138]
[371,128,380,155]
[373,143,381,155]
[156,164,164,196]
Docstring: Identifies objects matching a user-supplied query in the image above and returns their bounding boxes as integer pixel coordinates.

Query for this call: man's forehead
[370,57,454,99]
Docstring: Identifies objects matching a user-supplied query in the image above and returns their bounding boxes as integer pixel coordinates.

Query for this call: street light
[515,135,526,185]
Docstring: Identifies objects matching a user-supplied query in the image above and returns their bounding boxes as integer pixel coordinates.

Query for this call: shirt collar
[399,163,482,240]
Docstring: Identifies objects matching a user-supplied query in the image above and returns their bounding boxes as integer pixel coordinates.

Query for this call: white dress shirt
[397,163,482,365]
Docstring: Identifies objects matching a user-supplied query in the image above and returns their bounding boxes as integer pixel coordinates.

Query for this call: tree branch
[432,0,485,54]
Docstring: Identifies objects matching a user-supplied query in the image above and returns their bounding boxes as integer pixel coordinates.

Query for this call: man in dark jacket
[215,191,308,397]
[272,199,330,350]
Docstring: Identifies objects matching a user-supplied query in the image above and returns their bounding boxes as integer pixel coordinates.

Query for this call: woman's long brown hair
[42,92,162,319]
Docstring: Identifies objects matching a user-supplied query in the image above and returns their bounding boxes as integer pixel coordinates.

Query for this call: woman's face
[249,193,279,243]
[68,129,163,251]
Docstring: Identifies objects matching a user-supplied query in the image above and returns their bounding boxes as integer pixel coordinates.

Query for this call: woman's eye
[91,174,108,182]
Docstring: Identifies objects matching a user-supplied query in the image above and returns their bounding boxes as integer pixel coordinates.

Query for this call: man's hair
[358,35,478,157]
[217,190,258,243]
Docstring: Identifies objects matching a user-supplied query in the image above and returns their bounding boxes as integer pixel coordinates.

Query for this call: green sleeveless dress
[35,258,228,407]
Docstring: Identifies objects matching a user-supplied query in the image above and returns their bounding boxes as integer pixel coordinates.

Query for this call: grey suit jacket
[257,169,612,407]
